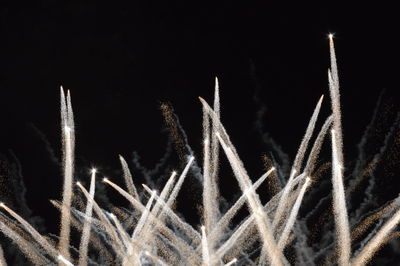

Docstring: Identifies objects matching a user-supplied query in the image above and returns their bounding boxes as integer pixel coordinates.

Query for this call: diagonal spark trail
[272,95,324,230]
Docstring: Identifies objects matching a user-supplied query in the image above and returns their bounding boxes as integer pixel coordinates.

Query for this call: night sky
[0,1,400,264]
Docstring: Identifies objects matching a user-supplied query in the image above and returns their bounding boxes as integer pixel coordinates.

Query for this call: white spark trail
[202,77,222,252]
[201,226,211,266]
[328,34,344,165]
[119,155,140,199]
[331,130,351,266]
[78,169,97,266]
[164,156,195,209]
[225,258,237,266]
[103,178,144,211]
[278,177,311,249]
[293,95,324,172]
[272,95,324,229]
[303,115,333,175]
[151,171,177,217]
[211,76,221,218]
[58,255,74,266]
[271,169,297,230]
[131,190,156,239]
[60,86,67,132]
[108,213,131,251]
[328,34,351,266]
[329,34,340,92]
[59,88,75,260]
[202,105,213,234]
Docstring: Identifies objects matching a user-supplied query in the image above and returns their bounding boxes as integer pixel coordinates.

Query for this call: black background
[0,1,399,264]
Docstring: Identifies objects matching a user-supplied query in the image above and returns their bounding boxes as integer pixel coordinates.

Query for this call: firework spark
[0,37,399,266]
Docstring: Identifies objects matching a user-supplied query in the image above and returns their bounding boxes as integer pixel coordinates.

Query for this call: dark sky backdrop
[0,0,400,258]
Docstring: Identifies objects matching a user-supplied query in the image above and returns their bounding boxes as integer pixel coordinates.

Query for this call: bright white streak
[328,34,343,165]
[151,171,177,217]
[78,169,96,266]
[103,178,143,210]
[58,255,74,266]
[131,190,156,239]
[278,177,311,249]
[271,169,297,230]
[272,95,324,229]
[202,78,222,245]
[352,208,400,266]
[329,34,340,91]
[119,155,140,199]
[331,130,351,266]
[293,95,324,171]
[210,77,221,228]
[225,258,237,266]
[201,225,211,266]
[328,35,350,266]
[203,103,214,234]
[164,156,195,209]
[211,76,221,184]
[304,116,333,174]
[59,88,75,260]
[108,213,131,251]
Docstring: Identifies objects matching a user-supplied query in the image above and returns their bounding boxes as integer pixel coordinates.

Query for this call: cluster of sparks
[0,36,400,266]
